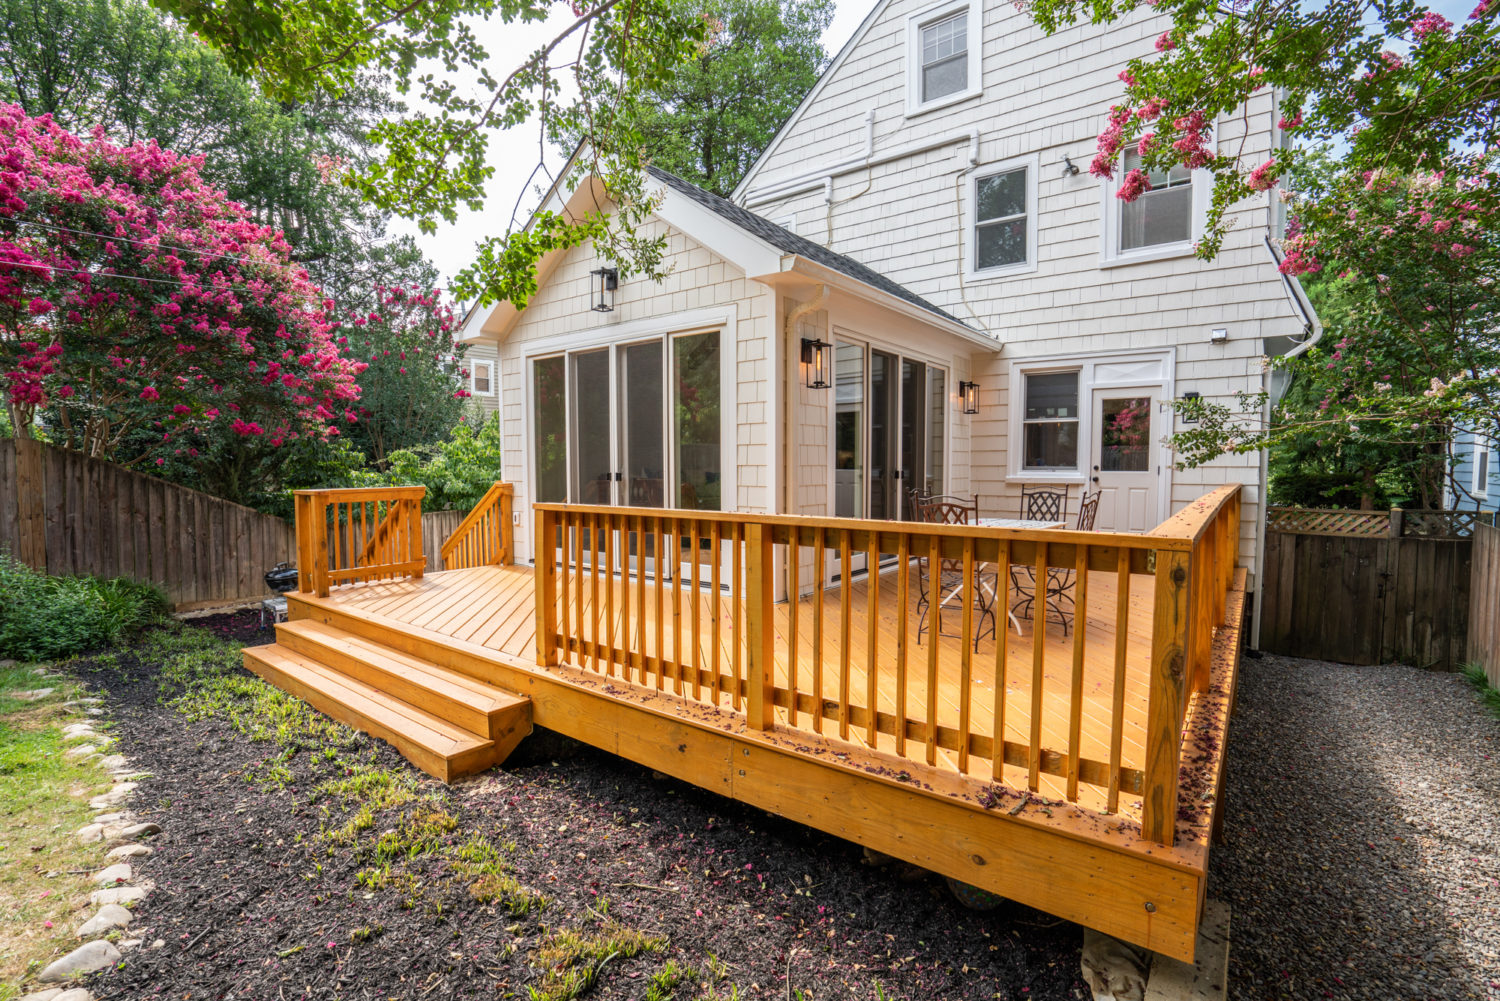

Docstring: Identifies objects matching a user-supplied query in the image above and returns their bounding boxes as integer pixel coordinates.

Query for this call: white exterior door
[1089,387,1161,533]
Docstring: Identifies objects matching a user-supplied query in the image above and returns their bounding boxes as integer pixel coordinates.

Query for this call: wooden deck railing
[294,486,427,597]
[440,482,514,570]
[532,487,1243,845]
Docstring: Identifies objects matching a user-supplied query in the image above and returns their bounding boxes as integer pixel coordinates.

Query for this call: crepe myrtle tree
[337,283,473,467]
[0,106,366,499]
[1170,157,1500,510]
[1026,0,1500,257]
[151,0,712,311]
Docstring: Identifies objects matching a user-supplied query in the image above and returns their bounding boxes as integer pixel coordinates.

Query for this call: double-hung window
[971,159,1036,275]
[907,0,980,113]
[1474,438,1492,498]
[1022,371,1079,470]
[470,358,495,396]
[1119,148,1194,252]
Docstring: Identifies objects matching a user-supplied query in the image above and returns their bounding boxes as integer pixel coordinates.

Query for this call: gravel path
[1211,654,1500,1000]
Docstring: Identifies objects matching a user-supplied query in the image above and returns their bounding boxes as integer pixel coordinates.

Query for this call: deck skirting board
[281,579,1249,964]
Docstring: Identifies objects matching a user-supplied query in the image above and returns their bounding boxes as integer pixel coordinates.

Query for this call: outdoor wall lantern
[801,337,831,389]
[959,380,981,414]
[590,267,619,313]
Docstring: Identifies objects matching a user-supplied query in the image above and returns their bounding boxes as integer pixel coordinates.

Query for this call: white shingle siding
[737,0,1301,582]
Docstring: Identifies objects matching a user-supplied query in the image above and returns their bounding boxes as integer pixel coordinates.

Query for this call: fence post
[745,522,776,730]
[1389,507,1404,539]
[13,436,46,571]
[535,507,558,667]
[1142,546,1190,846]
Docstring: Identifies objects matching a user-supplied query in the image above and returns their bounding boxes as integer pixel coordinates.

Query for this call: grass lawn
[0,662,115,998]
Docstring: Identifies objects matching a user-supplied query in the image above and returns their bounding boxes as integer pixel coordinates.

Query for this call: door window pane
[620,341,664,508]
[869,351,898,520]
[1120,148,1193,251]
[920,12,967,102]
[1099,396,1151,472]
[673,332,721,510]
[533,357,567,503]
[834,343,864,518]
[1023,371,1079,470]
[901,360,925,518]
[571,349,612,504]
[925,367,946,496]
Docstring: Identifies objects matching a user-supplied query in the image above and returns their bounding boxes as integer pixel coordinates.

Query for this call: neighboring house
[463,340,501,419]
[458,0,1316,636]
[1448,429,1499,513]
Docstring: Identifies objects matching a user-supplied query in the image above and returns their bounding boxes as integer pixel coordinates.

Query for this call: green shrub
[0,553,168,661]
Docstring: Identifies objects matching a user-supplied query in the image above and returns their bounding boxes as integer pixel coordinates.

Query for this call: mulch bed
[64,613,1088,1000]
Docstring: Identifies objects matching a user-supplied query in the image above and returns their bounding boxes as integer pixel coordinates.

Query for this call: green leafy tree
[147,0,710,310]
[0,0,436,307]
[626,0,832,196]
[1025,0,1500,256]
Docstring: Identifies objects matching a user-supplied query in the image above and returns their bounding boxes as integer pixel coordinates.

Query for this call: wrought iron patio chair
[1010,491,1100,637]
[1020,484,1068,524]
[913,495,997,651]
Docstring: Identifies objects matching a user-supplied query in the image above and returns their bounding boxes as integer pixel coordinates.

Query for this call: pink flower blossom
[1116,168,1153,202]
[140,386,159,400]
[1155,31,1175,51]
[1411,11,1453,37]
[1278,110,1303,130]
[1247,159,1279,192]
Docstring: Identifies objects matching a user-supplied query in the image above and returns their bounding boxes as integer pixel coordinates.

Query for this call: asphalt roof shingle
[648,167,975,330]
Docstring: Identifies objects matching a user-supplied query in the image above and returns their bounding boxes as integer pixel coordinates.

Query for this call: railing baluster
[1108,551,1130,813]
[1066,544,1090,801]
[573,514,584,667]
[672,517,684,695]
[605,513,617,677]
[865,528,880,746]
[1029,540,1047,792]
[895,532,909,758]
[838,529,852,740]
[731,523,743,711]
[925,533,940,767]
[992,538,1010,782]
[745,522,775,729]
[654,515,666,691]
[690,518,702,700]
[812,526,825,735]
[788,528,800,727]
[711,521,722,706]
[636,515,648,685]
[958,536,974,774]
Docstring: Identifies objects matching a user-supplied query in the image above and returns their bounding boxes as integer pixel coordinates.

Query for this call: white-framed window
[470,358,495,396]
[905,0,981,116]
[1474,438,1491,497]
[968,156,1038,277]
[1100,148,1212,266]
[1021,370,1080,471]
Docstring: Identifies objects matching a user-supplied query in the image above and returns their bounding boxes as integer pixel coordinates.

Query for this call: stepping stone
[93,863,131,886]
[62,724,96,737]
[88,783,137,809]
[107,844,152,859]
[92,812,129,824]
[75,824,103,844]
[98,755,127,771]
[54,991,95,1001]
[91,884,150,906]
[16,688,55,701]
[120,822,160,838]
[19,989,62,1001]
[0,658,17,667]
[36,940,121,982]
[118,939,142,951]
[64,745,98,759]
[64,698,103,707]
[76,903,133,937]
[85,708,104,716]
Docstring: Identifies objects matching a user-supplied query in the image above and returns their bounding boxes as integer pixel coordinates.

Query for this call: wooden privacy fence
[1468,523,1500,687]
[0,436,295,607]
[1261,506,1490,669]
[532,485,1242,847]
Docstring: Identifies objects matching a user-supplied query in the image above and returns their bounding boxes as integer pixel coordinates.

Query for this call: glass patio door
[619,340,666,573]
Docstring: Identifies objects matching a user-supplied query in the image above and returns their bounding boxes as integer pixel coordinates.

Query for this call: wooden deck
[246,483,1246,963]
[306,560,1158,818]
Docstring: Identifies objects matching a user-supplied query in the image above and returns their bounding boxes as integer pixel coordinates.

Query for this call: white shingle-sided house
[458,0,1317,637]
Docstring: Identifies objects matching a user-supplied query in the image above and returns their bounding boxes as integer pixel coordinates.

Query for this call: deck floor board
[323,561,1156,818]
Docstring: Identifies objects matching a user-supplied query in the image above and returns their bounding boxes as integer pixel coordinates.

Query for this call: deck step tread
[245,644,491,758]
[278,619,524,714]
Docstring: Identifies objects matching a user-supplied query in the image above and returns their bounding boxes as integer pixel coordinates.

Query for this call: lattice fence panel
[1402,510,1496,539]
[1266,507,1391,537]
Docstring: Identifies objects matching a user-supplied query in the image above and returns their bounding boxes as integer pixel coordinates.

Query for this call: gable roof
[648,167,966,327]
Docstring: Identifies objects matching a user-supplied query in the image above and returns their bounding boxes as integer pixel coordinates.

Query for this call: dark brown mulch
[65,619,1089,1001]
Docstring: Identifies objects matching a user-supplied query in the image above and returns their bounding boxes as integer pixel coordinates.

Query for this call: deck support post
[535,508,559,667]
[1142,547,1189,845]
[745,522,775,730]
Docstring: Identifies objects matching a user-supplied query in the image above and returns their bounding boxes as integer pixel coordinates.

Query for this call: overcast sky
[387,0,872,289]
[391,0,1478,292]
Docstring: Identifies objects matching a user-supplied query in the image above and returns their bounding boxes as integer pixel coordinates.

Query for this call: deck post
[745,522,775,730]
[1142,546,1190,846]
[499,485,514,565]
[535,508,559,667]
[312,493,331,598]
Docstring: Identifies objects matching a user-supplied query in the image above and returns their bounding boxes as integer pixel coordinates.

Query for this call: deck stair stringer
[243,620,532,783]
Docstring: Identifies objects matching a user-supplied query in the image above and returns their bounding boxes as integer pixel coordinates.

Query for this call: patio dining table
[975,517,1065,633]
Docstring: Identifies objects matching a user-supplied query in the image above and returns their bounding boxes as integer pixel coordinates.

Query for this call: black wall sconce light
[1061,156,1081,177]
[959,380,981,414]
[590,267,618,313]
[801,337,831,389]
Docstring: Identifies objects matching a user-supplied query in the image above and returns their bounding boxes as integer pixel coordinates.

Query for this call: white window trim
[1004,349,1176,510]
[965,154,1040,280]
[469,358,496,396]
[1473,437,1491,498]
[1098,151,1213,268]
[904,0,983,118]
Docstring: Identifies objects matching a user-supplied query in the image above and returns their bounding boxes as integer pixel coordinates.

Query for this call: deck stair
[244,619,532,782]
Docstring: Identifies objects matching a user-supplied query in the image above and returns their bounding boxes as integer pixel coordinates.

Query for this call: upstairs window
[906,0,981,114]
[471,359,494,396]
[970,158,1038,276]
[1474,439,1492,498]
[1120,149,1193,251]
